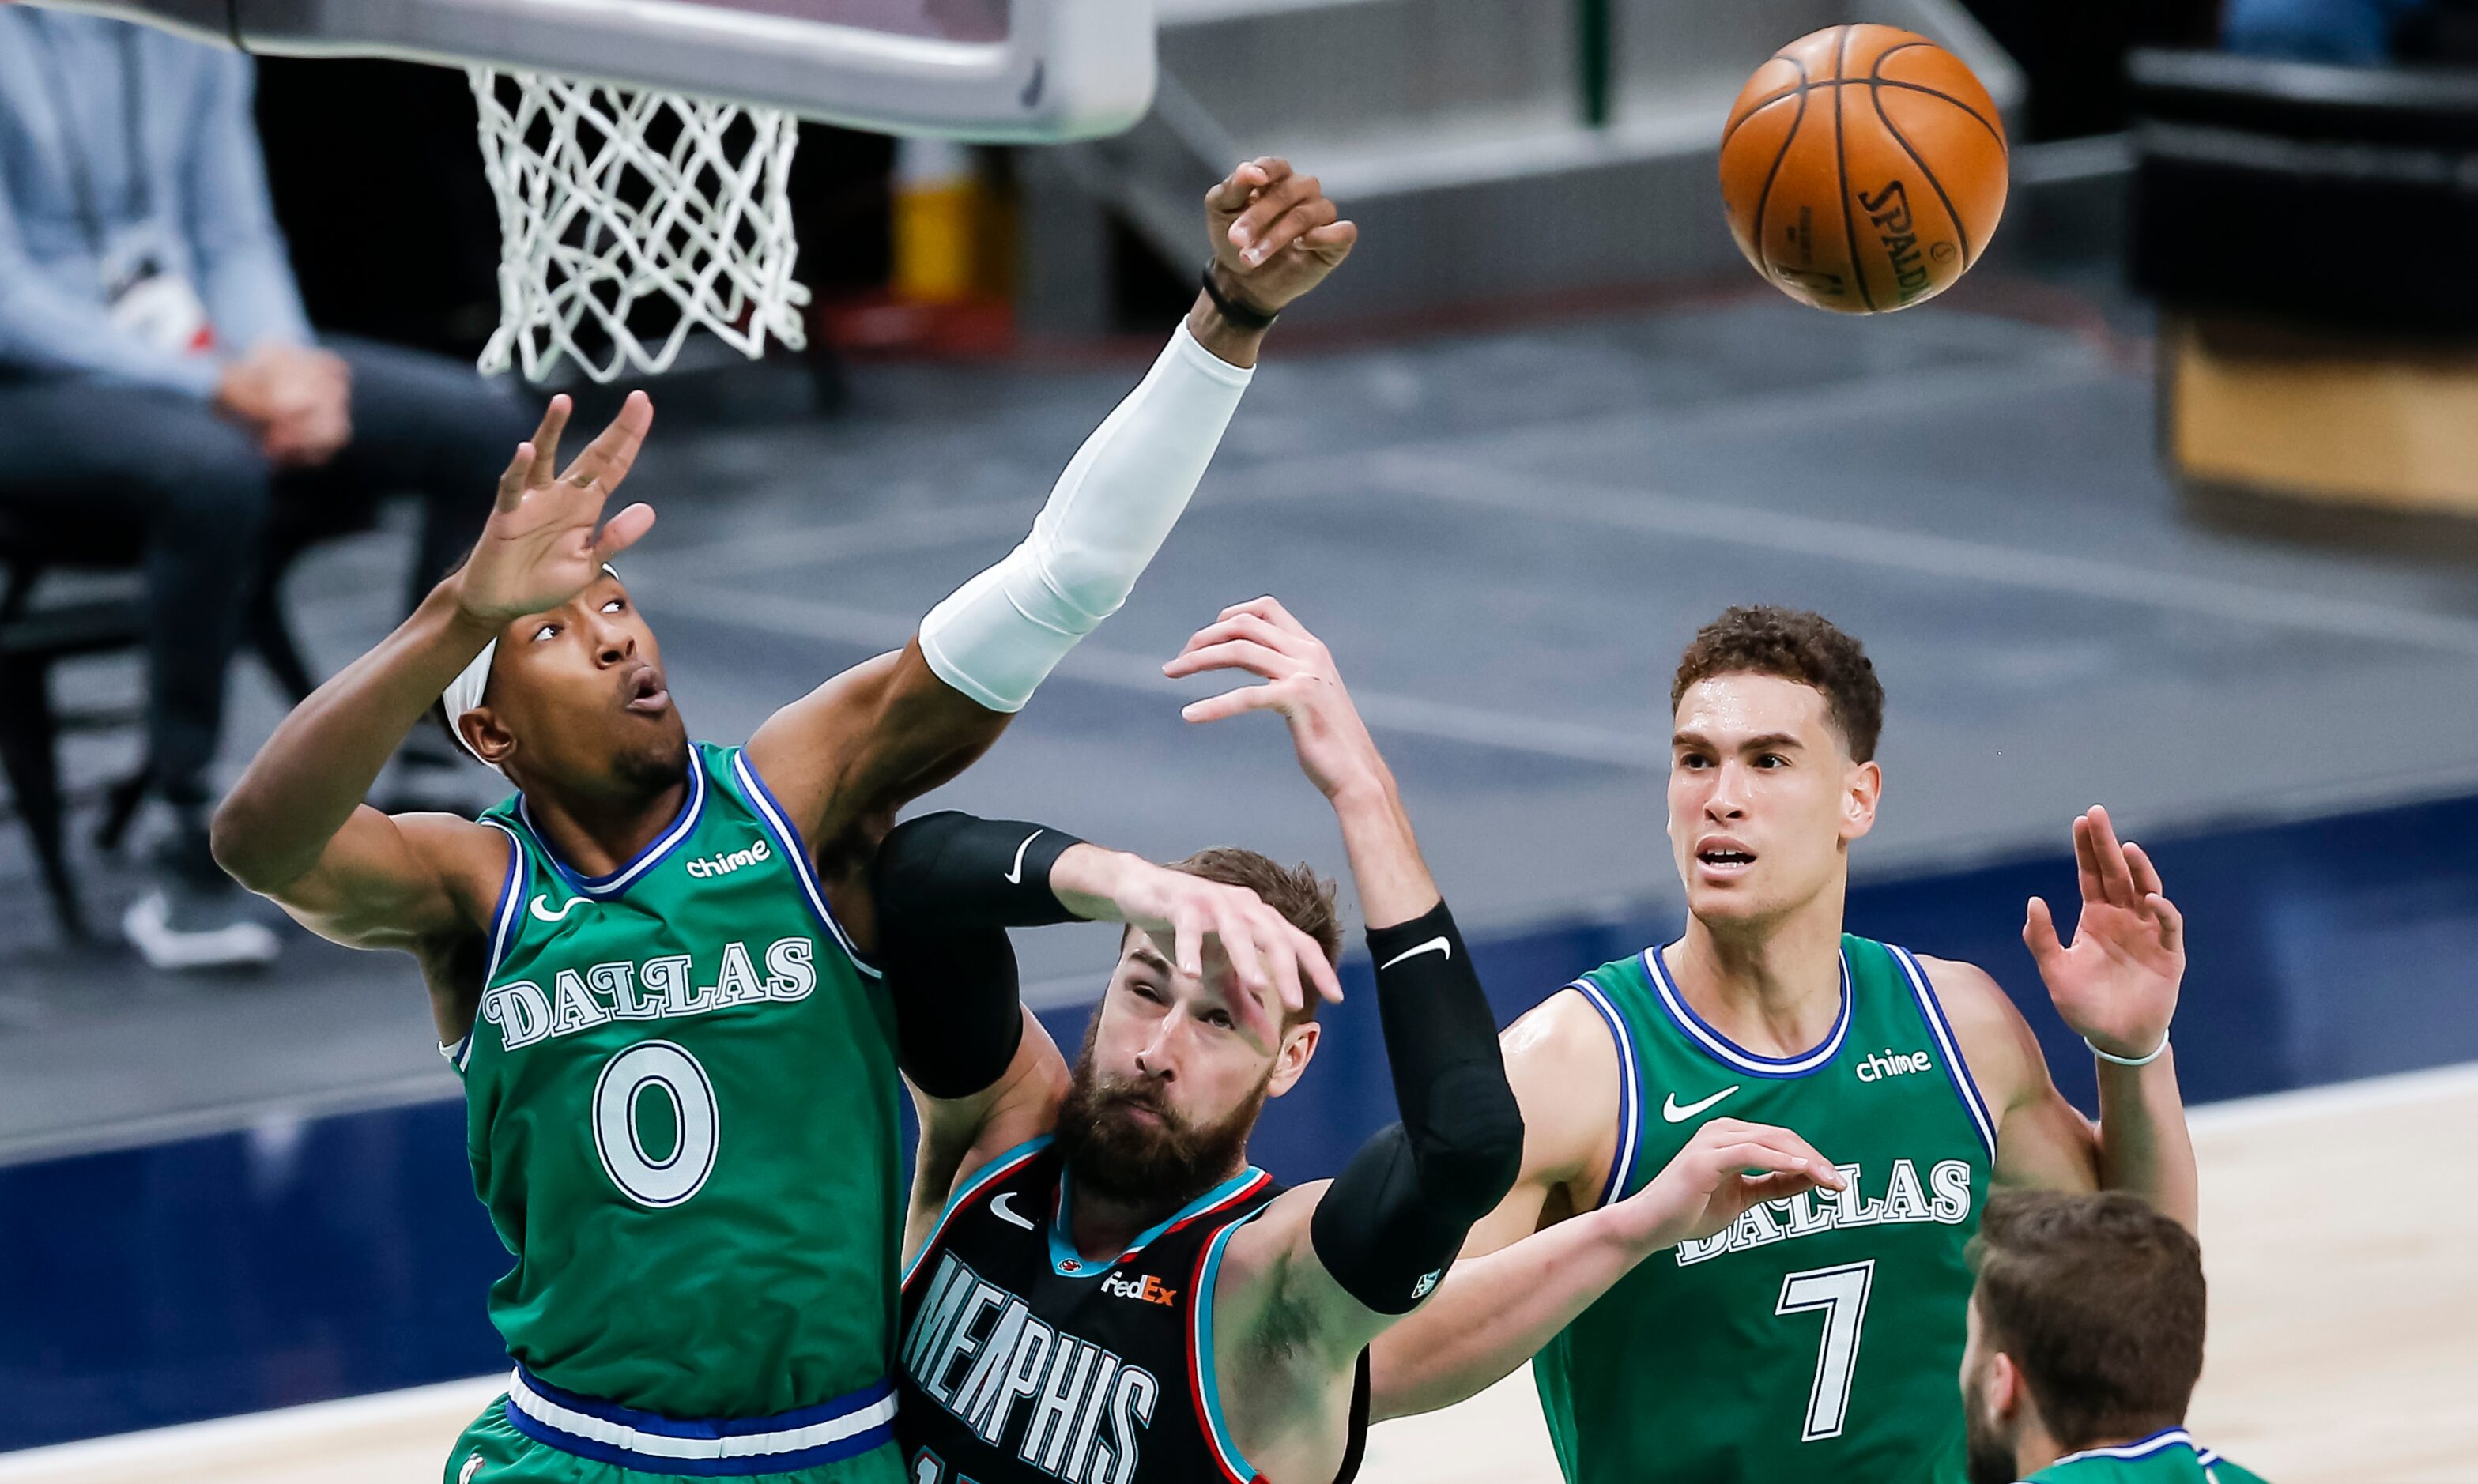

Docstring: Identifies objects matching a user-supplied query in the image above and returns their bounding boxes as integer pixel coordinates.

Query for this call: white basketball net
[470,70,809,384]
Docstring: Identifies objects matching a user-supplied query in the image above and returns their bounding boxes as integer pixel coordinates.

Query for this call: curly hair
[1671,605,1885,761]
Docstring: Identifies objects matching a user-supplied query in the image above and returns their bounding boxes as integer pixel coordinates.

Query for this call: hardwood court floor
[3,1064,2472,1484]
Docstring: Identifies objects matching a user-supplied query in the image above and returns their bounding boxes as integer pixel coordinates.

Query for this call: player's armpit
[1917,955,2103,1193]
[1207,1183,1375,1466]
[255,808,506,955]
[743,642,1011,869]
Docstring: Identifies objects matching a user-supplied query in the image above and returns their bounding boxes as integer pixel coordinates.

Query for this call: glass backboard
[42,0,1152,139]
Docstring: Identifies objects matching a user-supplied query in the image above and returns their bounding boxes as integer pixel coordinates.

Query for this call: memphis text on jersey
[1676,1157,1972,1267]
[481,936,820,1052]
[904,1252,1163,1484]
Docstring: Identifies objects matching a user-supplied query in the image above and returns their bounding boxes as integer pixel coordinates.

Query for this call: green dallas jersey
[450,741,902,1422]
[2025,1427,2268,1483]
[1533,934,1997,1483]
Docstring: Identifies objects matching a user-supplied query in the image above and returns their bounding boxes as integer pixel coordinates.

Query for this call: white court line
[623,347,2105,589]
[0,1070,458,1170]
[0,1375,505,1477]
[2185,1057,2478,1133]
[643,584,1658,770]
[1369,453,2478,657]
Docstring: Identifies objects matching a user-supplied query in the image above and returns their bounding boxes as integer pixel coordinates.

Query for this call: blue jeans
[0,336,530,805]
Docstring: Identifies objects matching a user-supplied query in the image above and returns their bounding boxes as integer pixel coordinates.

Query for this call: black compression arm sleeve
[881,920,1026,1100]
[871,811,1081,1099]
[1309,900,1525,1314]
[871,811,1086,934]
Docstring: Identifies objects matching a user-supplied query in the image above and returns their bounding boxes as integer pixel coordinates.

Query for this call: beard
[613,724,691,797]
[1053,1038,1266,1212]
[1960,1371,2016,1484]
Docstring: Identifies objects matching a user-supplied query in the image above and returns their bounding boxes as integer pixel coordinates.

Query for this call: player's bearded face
[1056,1008,1269,1210]
[1667,675,1868,926]
[492,581,689,795]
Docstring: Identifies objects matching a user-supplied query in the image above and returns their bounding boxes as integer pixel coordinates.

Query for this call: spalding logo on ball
[1720,24,2008,313]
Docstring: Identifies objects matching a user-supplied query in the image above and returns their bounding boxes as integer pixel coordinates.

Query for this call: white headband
[440,564,621,776]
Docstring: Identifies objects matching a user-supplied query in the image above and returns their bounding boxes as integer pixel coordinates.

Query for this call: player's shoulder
[1906,951,2043,1100]
[1503,983,1626,1082]
[1495,985,1626,1181]
[394,809,521,917]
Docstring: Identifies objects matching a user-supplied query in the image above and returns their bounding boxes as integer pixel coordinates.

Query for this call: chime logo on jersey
[1854,1046,1934,1083]
[1674,1157,1972,1267]
[480,935,819,1053]
[684,838,771,879]
[904,1252,1162,1484]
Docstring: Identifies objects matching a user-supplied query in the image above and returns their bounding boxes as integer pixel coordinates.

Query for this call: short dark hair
[1969,1190,2207,1450]
[1671,605,1884,762]
[1126,848,1342,1026]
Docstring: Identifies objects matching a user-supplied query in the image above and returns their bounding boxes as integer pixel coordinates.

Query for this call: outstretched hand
[1058,846,1345,1049]
[1205,158,1356,314]
[1609,1118,1846,1256]
[454,393,657,625]
[2024,805,2185,1060]
[1164,597,1385,802]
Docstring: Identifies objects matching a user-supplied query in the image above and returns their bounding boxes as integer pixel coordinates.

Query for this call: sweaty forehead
[1674,672,1836,744]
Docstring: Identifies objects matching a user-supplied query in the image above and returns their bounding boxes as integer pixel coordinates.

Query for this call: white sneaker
[122,891,281,971]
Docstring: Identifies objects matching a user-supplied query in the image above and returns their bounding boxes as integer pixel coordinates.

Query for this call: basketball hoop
[469,69,809,384]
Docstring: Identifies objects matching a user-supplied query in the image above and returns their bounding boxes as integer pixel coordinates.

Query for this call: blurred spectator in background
[2223,0,2435,62]
[0,8,529,970]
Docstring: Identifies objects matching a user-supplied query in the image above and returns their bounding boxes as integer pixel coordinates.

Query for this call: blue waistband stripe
[504,1368,896,1477]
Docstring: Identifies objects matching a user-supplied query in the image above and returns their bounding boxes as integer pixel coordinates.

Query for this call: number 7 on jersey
[1775,1260,1875,1442]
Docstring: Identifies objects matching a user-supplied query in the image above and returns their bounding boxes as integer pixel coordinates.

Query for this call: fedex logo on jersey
[1675,1158,1973,1267]
[1855,1047,1934,1083]
[685,838,771,879]
[905,1253,1161,1484]
[481,936,818,1053]
[1100,1272,1178,1306]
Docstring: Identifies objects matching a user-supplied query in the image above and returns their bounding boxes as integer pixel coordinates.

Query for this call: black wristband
[873,811,1086,934]
[1200,262,1280,330]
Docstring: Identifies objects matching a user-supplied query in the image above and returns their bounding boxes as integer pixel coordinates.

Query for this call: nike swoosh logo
[991,1190,1035,1230]
[1005,831,1044,886]
[1379,936,1450,971]
[529,895,586,923]
[1662,1086,1741,1123]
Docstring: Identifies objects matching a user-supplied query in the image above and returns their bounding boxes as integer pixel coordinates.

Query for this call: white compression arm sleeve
[917,321,1254,712]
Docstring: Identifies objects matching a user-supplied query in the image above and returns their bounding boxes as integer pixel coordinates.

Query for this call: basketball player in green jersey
[209,160,1357,1484]
[1369,605,2201,1482]
[1964,1190,2265,1484]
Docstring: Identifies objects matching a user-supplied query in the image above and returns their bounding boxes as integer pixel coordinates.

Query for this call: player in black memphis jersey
[868,597,1562,1484]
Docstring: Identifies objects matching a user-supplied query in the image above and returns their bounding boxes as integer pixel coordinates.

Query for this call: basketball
[1719,24,2008,314]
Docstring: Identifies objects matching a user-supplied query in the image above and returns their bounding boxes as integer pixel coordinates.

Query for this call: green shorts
[445,1395,906,1484]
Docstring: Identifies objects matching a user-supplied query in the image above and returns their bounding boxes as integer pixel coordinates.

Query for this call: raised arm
[744,160,1356,871]
[211,395,652,958]
[1944,805,2198,1230]
[1160,598,1525,1462]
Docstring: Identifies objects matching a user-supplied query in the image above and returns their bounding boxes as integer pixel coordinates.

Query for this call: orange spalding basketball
[1719,24,2008,314]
